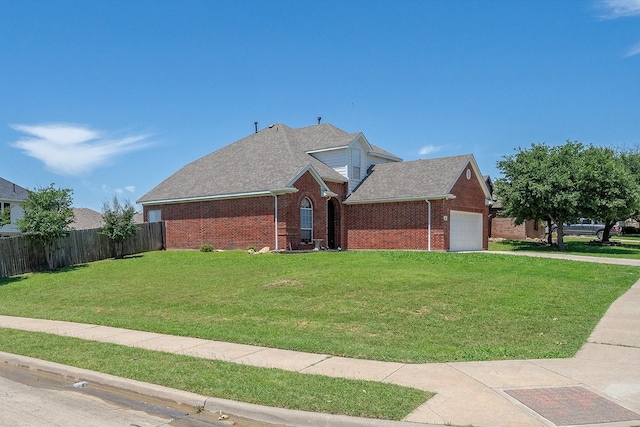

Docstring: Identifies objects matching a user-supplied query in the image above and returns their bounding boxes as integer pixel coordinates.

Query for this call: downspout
[426,199,432,251]
[325,196,330,247]
[272,193,279,251]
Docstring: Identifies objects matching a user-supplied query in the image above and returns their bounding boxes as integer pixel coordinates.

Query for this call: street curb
[0,351,442,427]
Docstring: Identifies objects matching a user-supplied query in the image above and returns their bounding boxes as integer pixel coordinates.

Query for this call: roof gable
[0,177,28,201]
[303,124,401,161]
[344,154,490,204]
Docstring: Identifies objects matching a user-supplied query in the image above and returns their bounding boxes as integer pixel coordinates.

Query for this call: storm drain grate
[505,386,640,426]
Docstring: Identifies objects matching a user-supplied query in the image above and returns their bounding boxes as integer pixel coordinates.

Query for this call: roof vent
[254,122,258,133]
[317,116,322,124]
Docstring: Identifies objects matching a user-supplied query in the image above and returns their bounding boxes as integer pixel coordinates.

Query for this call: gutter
[344,194,455,205]
[426,200,432,251]
[269,191,279,251]
[138,188,299,206]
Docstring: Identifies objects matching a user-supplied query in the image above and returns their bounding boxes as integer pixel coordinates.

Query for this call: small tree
[17,184,75,270]
[0,207,10,227]
[100,196,138,259]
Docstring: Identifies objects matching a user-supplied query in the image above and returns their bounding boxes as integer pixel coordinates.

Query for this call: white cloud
[597,0,640,19]
[10,123,152,176]
[419,145,441,156]
[626,41,640,56]
[114,186,136,194]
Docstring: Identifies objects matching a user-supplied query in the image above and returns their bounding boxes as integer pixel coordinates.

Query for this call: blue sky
[1,0,639,211]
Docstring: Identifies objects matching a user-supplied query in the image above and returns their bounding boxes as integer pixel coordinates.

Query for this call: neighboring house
[70,208,145,230]
[485,176,544,240]
[0,177,28,237]
[71,208,104,230]
[133,212,144,224]
[137,123,491,251]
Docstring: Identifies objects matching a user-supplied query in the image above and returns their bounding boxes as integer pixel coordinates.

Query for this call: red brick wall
[346,199,448,250]
[526,220,544,239]
[446,163,489,250]
[144,196,275,250]
[491,217,544,239]
[143,172,349,250]
[492,217,526,239]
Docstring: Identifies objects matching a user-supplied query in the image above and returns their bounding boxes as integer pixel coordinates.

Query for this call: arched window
[300,197,313,243]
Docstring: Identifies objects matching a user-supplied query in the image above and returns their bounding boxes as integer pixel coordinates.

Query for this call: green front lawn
[1,250,637,363]
[0,328,430,420]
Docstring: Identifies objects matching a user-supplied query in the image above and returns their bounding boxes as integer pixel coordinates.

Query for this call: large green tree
[17,184,75,269]
[495,141,583,251]
[620,148,640,222]
[577,145,640,242]
[496,141,640,249]
[100,196,138,259]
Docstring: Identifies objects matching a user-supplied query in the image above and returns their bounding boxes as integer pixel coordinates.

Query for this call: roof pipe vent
[254,122,258,133]
[317,116,321,124]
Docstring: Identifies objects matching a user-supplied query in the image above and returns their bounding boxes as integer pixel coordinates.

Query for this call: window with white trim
[352,148,361,180]
[300,197,313,243]
[148,209,161,222]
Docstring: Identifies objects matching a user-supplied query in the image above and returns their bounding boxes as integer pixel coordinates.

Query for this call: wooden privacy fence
[0,221,165,278]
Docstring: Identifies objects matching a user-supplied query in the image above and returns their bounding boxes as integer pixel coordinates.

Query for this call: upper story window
[352,148,361,180]
[148,209,162,222]
[300,197,313,243]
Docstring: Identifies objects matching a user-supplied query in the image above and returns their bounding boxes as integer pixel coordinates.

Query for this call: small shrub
[247,245,256,251]
[199,244,215,252]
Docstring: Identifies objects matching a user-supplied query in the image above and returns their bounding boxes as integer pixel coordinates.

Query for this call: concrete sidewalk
[1,252,640,426]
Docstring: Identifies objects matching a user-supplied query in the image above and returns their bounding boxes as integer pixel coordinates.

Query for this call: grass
[489,237,640,259]
[1,250,638,363]
[0,328,430,420]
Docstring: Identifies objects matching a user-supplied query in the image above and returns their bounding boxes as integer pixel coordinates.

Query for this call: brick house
[137,123,491,251]
[485,176,544,240]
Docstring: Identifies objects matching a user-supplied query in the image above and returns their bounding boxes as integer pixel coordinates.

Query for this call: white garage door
[450,210,483,252]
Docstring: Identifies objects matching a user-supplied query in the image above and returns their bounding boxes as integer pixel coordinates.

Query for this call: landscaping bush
[199,243,215,252]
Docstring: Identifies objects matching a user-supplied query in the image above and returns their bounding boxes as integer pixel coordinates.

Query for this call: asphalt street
[0,362,281,427]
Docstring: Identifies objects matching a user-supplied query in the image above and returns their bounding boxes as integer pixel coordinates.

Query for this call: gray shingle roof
[296,123,401,160]
[0,177,28,201]
[138,123,351,204]
[345,154,477,204]
[70,208,143,230]
[71,208,104,230]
